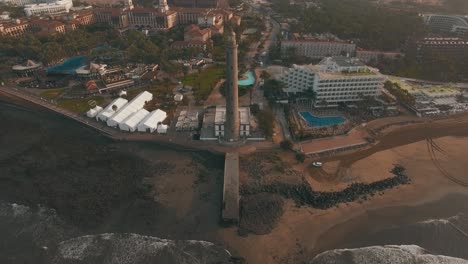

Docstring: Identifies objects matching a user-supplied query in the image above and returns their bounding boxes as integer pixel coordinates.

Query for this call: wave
[53,233,233,264]
[311,245,468,264]
[0,202,235,264]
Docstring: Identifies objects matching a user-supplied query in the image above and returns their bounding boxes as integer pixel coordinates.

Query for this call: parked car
[312,162,323,167]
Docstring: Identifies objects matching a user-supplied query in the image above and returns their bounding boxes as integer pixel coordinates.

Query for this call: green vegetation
[0,3,24,18]
[220,83,253,97]
[272,0,425,51]
[376,54,468,82]
[262,79,286,103]
[40,88,66,99]
[57,96,105,113]
[295,153,305,163]
[182,65,225,102]
[256,109,275,138]
[280,140,293,150]
[0,25,188,76]
[384,81,415,106]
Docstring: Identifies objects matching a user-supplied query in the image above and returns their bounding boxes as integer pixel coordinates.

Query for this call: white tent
[174,93,183,102]
[157,124,168,134]
[137,109,167,133]
[86,105,103,118]
[96,98,128,122]
[118,109,149,132]
[107,91,153,127]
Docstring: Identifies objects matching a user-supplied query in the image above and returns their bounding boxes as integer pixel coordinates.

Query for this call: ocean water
[314,193,468,261]
[2,98,468,263]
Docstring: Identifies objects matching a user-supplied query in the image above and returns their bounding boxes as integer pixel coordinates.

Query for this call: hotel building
[422,14,468,36]
[281,34,356,59]
[279,56,386,105]
[24,0,73,17]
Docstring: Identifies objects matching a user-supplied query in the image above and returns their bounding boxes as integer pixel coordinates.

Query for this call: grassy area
[389,78,420,93]
[426,86,459,94]
[127,82,175,100]
[57,96,105,113]
[182,65,225,102]
[40,88,67,99]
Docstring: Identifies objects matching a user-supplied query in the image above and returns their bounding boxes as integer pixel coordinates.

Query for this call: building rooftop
[214,106,250,125]
[326,56,366,68]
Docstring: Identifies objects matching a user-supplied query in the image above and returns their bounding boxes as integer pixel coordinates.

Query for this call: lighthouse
[224,31,240,142]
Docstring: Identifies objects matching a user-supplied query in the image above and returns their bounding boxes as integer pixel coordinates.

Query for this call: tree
[295,153,305,163]
[280,140,293,150]
[40,42,66,65]
[250,103,260,115]
[260,70,271,80]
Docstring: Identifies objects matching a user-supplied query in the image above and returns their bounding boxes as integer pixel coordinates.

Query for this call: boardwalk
[222,152,239,223]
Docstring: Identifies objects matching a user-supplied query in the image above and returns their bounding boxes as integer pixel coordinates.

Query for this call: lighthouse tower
[224,31,240,142]
[124,0,134,10]
[159,0,169,13]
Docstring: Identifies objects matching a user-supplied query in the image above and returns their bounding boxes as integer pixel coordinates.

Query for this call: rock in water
[310,245,468,264]
[53,233,234,264]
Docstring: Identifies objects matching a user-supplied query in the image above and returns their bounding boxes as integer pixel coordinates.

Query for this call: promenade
[0,86,276,154]
[0,86,117,137]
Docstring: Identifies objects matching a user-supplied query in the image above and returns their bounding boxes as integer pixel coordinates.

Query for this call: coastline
[218,135,468,264]
[3,87,468,264]
[0,88,233,155]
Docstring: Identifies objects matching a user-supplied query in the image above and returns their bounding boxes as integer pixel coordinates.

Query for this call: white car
[312,162,323,167]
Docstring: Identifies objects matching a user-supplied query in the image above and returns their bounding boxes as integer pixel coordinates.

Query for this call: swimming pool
[47,56,87,74]
[238,71,255,86]
[300,112,346,127]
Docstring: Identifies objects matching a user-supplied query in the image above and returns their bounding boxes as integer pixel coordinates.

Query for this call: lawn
[127,82,175,100]
[40,88,67,99]
[58,96,105,114]
[182,65,225,102]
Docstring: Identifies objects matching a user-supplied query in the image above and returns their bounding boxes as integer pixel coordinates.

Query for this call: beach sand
[219,136,468,264]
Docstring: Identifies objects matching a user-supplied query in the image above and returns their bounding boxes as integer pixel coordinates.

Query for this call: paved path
[0,86,117,137]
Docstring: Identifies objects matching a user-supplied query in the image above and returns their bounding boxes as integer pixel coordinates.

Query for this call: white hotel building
[281,38,356,59]
[24,0,73,17]
[279,56,386,105]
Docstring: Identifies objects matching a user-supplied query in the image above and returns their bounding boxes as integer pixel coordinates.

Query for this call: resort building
[422,14,468,36]
[184,24,211,41]
[0,19,30,37]
[93,0,234,31]
[24,0,73,17]
[11,60,42,75]
[214,106,250,137]
[278,56,386,105]
[414,37,468,63]
[281,34,356,59]
[29,18,66,35]
[1,0,36,7]
[355,49,403,63]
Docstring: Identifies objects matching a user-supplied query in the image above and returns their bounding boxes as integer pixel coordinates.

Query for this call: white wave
[311,245,468,264]
[419,215,461,225]
[55,233,233,264]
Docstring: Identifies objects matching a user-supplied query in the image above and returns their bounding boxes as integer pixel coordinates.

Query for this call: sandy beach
[220,135,468,264]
